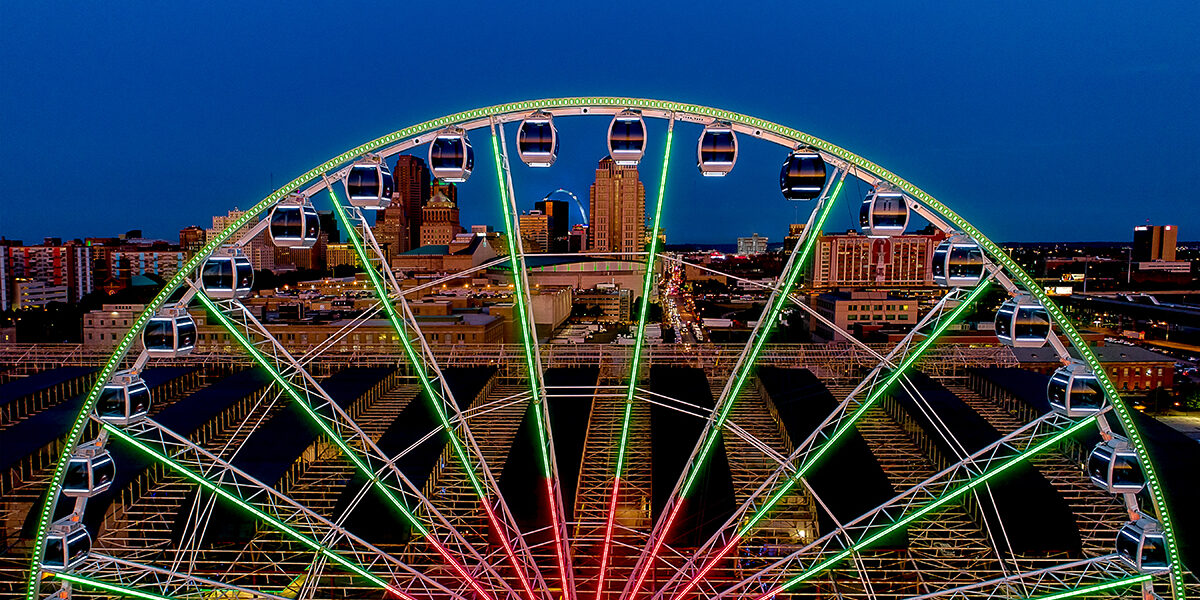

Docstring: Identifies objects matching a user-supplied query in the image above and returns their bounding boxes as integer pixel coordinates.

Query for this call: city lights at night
[1,4,1198,600]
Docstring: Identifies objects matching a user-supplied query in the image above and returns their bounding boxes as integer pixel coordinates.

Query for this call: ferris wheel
[24,97,1190,600]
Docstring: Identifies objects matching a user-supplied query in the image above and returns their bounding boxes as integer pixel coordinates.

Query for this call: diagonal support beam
[624,169,846,600]
[658,279,993,600]
[490,120,577,598]
[324,178,548,600]
[101,423,416,599]
[597,115,675,600]
[744,415,1098,600]
[195,292,506,600]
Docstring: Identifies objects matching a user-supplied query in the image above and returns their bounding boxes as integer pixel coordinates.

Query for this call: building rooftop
[1011,344,1177,364]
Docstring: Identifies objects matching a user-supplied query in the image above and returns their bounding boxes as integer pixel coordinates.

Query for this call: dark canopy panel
[194,367,393,543]
[969,367,1104,447]
[648,366,735,548]
[888,372,1081,556]
[82,368,254,533]
[6,367,199,537]
[331,366,496,547]
[0,366,96,408]
[969,368,1052,415]
[757,367,903,549]
[1127,411,1200,573]
[500,367,598,530]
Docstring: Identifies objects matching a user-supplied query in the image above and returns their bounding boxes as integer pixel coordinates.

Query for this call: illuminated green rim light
[28,97,1179,600]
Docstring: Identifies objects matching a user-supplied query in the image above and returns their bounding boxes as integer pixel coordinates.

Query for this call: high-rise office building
[420,189,463,246]
[1133,225,1177,262]
[737,233,769,255]
[588,157,645,254]
[377,155,429,254]
[519,210,550,253]
[535,199,571,252]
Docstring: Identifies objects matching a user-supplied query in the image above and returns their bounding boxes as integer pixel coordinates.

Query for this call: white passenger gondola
[779,147,827,201]
[345,156,394,210]
[63,445,115,497]
[932,236,985,287]
[1088,438,1145,493]
[96,371,151,425]
[697,121,737,176]
[429,127,474,182]
[42,520,91,571]
[1116,518,1170,572]
[994,293,1050,348]
[268,194,320,249]
[200,247,253,300]
[143,305,196,357]
[517,112,558,167]
[860,186,910,236]
[1047,360,1104,417]
[608,109,646,166]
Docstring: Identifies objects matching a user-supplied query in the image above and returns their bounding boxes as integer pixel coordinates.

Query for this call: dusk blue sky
[1,2,1197,245]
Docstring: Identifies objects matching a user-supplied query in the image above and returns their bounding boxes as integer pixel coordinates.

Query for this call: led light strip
[489,128,572,597]
[597,121,675,600]
[103,424,407,597]
[1016,574,1151,600]
[197,293,497,600]
[323,188,525,600]
[628,175,845,600]
[758,416,1096,599]
[673,279,992,599]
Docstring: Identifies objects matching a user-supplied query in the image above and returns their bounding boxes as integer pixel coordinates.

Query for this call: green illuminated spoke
[625,170,845,600]
[68,552,304,600]
[196,293,513,600]
[324,180,545,600]
[490,121,575,598]
[651,280,992,600]
[101,424,415,597]
[900,556,1146,600]
[728,414,1096,598]
[101,418,467,600]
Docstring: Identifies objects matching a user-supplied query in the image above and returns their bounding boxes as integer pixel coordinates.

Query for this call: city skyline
[2,3,1198,244]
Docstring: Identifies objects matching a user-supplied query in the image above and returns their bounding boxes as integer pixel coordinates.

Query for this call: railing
[0,343,1018,379]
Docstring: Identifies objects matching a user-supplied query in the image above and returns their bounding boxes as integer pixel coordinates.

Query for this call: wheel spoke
[325,176,550,600]
[194,292,513,600]
[654,279,993,599]
[624,169,846,600]
[720,412,1097,599]
[490,119,577,598]
[593,115,676,600]
[99,423,424,598]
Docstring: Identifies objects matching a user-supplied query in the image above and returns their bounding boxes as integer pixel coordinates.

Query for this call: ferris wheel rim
[24,96,1185,600]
